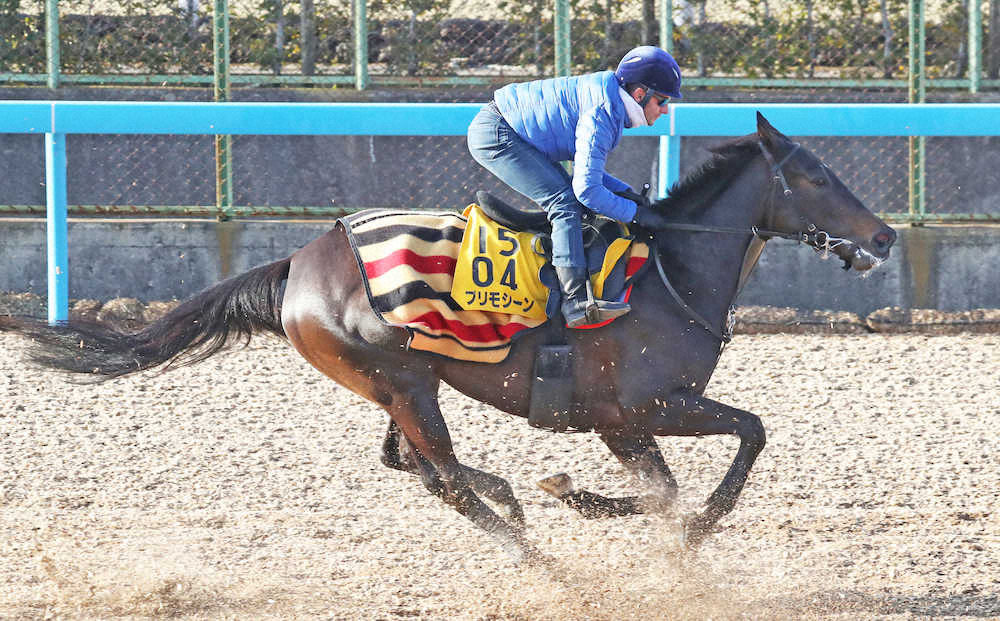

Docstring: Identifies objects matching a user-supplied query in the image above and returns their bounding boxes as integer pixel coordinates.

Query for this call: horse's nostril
[873,230,895,252]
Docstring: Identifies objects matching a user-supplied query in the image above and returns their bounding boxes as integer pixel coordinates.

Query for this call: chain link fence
[1,0,999,221]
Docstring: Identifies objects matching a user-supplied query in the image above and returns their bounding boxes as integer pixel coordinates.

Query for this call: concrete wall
[1,218,997,314]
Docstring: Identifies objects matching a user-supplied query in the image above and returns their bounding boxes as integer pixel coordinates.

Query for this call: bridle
[653,141,828,245]
[650,139,853,344]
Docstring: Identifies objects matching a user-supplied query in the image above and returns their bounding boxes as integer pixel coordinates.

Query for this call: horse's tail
[0,257,292,381]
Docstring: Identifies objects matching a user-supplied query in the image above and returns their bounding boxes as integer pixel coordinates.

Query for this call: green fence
[4,0,999,91]
[2,0,1000,223]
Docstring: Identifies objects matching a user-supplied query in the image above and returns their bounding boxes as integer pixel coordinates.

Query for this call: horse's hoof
[536,473,574,498]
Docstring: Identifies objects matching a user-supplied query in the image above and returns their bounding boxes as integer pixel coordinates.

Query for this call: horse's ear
[756,111,786,146]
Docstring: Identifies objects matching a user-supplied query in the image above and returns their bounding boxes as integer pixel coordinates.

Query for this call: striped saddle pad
[339,208,648,363]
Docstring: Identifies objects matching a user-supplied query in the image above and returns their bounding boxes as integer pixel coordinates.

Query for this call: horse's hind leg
[299,350,535,559]
[538,431,678,518]
[282,234,534,559]
[380,420,525,525]
[536,478,643,518]
[284,320,533,557]
[387,389,539,561]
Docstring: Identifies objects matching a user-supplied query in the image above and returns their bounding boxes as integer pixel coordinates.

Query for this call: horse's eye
[812,177,827,187]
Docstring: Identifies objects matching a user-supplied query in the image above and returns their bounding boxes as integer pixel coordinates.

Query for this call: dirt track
[1,329,998,620]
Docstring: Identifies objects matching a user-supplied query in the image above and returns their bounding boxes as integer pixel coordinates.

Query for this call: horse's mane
[652,135,761,214]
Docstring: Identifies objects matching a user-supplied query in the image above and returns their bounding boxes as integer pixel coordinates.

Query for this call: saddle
[474,190,549,231]
[338,197,648,365]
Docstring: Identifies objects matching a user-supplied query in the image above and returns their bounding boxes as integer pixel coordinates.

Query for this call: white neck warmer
[619,87,649,128]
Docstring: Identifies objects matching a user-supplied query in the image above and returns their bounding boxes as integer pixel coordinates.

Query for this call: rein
[653,249,735,343]
[653,221,812,243]
[649,140,845,344]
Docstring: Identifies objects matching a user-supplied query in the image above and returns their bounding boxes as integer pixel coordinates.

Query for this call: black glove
[616,185,667,230]
[615,187,651,210]
[632,203,671,231]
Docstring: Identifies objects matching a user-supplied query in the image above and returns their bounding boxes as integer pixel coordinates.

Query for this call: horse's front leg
[646,390,767,545]
[536,431,679,518]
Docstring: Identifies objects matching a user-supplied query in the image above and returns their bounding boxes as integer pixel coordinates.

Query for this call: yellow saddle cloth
[339,206,649,363]
[452,204,637,320]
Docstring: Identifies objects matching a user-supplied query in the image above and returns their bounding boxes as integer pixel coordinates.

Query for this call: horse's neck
[659,164,770,323]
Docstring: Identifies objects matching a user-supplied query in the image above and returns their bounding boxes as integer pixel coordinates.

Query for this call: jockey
[467,45,682,328]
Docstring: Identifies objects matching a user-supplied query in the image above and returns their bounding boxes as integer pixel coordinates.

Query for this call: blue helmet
[614,46,683,99]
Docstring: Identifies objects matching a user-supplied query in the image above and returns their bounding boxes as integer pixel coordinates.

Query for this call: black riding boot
[555,266,631,328]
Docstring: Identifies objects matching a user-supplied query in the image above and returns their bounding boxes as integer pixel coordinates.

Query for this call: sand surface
[1,331,998,620]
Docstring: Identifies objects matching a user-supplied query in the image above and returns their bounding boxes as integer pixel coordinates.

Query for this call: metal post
[213,0,233,219]
[301,0,316,75]
[554,0,570,77]
[213,0,231,101]
[46,0,60,89]
[354,0,368,89]
[45,132,69,324]
[969,0,982,94]
[555,0,572,183]
[658,135,680,199]
[658,0,675,197]
[908,0,925,103]
[908,0,926,218]
[661,0,673,52]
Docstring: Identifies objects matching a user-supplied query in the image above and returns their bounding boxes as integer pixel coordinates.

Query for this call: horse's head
[755,112,896,271]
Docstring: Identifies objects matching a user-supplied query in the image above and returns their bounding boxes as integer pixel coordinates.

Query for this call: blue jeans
[467,103,586,268]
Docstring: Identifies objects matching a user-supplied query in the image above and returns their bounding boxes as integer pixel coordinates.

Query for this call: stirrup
[558,266,630,327]
[564,300,631,328]
[584,280,599,323]
[582,279,629,324]
[586,303,631,325]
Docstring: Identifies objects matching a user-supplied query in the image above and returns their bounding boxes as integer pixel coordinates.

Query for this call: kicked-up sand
[1,331,998,620]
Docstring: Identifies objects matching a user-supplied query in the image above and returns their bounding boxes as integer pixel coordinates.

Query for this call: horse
[1,113,896,562]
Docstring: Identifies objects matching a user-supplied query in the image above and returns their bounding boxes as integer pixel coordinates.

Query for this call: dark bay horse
[1,113,895,561]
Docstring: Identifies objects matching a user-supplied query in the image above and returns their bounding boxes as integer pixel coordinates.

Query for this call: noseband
[651,140,852,344]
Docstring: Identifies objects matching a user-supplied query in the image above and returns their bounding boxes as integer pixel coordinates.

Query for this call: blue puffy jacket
[493,71,638,223]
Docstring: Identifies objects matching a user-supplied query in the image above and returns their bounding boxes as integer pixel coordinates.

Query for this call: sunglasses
[640,85,671,109]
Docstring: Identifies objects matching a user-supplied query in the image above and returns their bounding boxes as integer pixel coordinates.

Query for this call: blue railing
[2,101,999,323]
